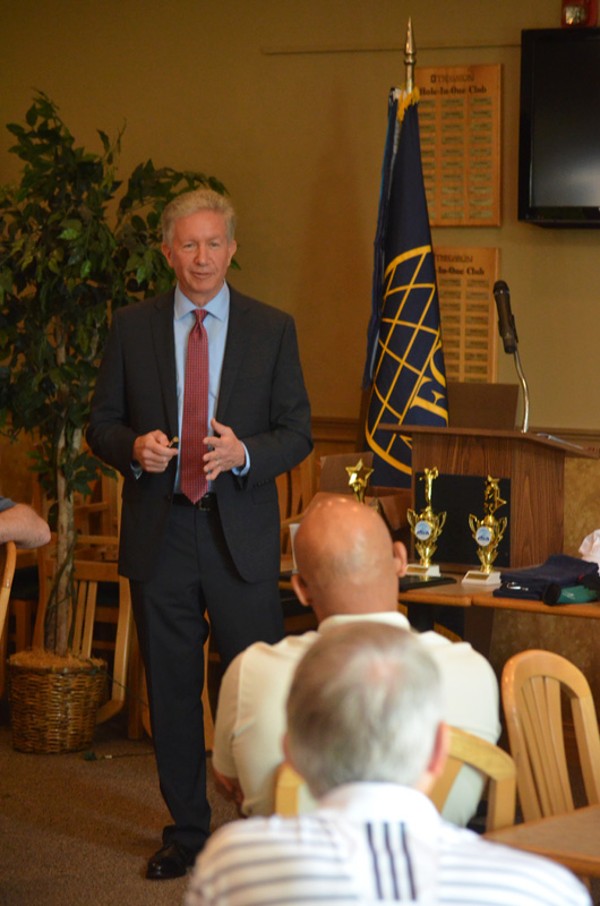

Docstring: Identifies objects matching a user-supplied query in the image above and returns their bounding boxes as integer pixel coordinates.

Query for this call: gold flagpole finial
[404,18,416,93]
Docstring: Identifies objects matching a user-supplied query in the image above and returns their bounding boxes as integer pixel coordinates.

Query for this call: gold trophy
[463,475,507,585]
[345,458,374,503]
[406,467,447,577]
[345,458,381,513]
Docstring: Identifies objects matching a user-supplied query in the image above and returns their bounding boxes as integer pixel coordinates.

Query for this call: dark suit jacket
[86,287,312,583]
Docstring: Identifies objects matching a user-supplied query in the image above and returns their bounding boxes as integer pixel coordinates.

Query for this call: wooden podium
[382,425,597,568]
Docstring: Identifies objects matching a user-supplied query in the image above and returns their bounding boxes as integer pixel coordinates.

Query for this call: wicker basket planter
[8,652,107,754]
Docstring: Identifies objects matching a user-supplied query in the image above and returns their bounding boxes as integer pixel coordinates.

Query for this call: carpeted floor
[0,710,238,906]
[2,706,598,905]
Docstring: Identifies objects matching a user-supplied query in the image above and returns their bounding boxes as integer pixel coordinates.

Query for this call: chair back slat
[502,648,600,822]
[429,726,516,832]
[0,541,17,642]
[275,726,517,833]
[30,474,132,727]
[520,676,573,815]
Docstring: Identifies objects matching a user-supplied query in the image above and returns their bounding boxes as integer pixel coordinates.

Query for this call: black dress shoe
[146,842,197,880]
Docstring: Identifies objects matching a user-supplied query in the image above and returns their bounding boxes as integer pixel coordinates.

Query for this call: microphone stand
[493,280,530,434]
[513,346,530,434]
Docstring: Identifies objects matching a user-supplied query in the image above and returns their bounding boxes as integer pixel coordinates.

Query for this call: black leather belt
[171,493,217,512]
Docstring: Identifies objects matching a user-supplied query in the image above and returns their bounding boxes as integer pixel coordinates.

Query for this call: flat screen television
[519,27,600,227]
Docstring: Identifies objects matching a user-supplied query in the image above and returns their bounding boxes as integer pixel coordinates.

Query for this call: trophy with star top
[345,458,374,503]
[406,467,446,577]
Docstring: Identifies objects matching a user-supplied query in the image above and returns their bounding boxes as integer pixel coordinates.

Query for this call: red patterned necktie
[180,309,209,503]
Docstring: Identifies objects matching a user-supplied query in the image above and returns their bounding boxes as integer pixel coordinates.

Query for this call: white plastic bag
[578,529,600,566]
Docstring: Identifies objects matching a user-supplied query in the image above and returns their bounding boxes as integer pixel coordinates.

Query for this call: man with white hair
[187,621,589,905]
[213,493,499,826]
[87,188,311,879]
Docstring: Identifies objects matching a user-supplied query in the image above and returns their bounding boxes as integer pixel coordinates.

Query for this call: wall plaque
[435,246,500,382]
[417,64,501,227]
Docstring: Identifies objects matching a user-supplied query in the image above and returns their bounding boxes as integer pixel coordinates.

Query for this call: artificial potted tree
[0,92,230,751]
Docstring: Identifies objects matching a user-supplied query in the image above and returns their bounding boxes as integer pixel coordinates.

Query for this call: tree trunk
[47,425,80,657]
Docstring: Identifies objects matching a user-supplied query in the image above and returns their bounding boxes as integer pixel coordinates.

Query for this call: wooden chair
[501,648,600,822]
[0,541,17,697]
[73,471,119,537]
[32,547,133,725]
[278,451,318,635]
[278,450,318,572]
[30,470,133,726]
[274,761,304,816]
[274,727,517,832]
[318,450,375,495]
[428,726,517,832]
[2,478,119,689]
[4,552,37,654]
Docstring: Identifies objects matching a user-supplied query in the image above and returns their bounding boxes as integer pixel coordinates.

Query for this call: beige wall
[1,0,596,428]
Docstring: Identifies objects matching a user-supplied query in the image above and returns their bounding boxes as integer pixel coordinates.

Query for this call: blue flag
[364,88,448,488]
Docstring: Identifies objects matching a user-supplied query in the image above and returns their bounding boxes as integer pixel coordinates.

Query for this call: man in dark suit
[87,188,312,880]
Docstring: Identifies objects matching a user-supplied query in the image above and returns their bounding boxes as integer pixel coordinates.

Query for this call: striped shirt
[184,784,590,906]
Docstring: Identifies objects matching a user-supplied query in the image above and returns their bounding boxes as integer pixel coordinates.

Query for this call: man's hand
[203,418,246,480]
[132,430,179,473]
[212,766,245,815]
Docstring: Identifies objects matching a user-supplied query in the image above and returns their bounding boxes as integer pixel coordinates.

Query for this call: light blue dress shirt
[174,282,230,437]
[173,282,249,489]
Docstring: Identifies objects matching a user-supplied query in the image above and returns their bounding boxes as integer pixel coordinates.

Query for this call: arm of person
[211,313,312,487]
[86,309,142,476]
[212,766,244,813]
[0,503,51,549]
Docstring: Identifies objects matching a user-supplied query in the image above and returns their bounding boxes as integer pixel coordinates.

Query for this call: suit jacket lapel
[150,291,179,437]
[217,288,247,419]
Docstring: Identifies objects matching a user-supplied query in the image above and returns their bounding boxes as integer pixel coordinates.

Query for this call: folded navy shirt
[494,554,599,605]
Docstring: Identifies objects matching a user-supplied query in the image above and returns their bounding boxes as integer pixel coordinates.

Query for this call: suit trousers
[130,502,284,852]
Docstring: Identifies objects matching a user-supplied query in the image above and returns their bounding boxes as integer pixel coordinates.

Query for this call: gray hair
[286,622,442,798]
[161,188,236,245]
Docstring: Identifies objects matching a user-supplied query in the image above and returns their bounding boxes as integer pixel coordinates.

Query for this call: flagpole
[404,18,415,93]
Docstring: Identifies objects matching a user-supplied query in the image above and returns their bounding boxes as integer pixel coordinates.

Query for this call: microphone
[493,279,530,432]
[493,280,518,354]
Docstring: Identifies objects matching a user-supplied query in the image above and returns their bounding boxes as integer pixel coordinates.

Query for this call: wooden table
[485,804,600,878]
[398,576,473,608]
[399,575,600,619]
[398,576,600,655]
[471,588,600,620]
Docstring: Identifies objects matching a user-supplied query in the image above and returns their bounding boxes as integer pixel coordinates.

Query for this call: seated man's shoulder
[194,815,339,881]
[418,631,495,675]
[189,817,590,906]
[440,829,591,905]
[416,631,500,747]
[220,630,320,699]
[238,630,319,672]
[188,814,359,900]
